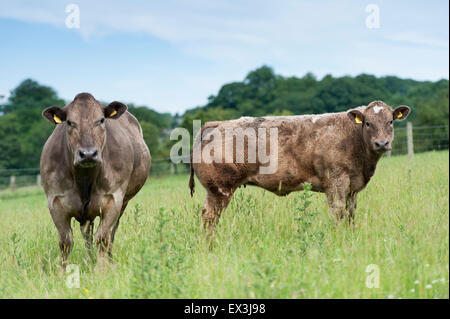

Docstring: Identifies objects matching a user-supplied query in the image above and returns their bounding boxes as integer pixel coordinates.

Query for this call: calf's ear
[104,101,127,119]
[42,106,66,125]
[393,105,410,121]
[347,110,365,124]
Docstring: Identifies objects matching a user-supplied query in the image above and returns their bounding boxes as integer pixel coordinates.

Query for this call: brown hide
[40,93,151,267]
[191,100,410,233]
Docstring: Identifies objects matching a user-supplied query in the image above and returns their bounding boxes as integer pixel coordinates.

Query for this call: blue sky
[0,0,448,114]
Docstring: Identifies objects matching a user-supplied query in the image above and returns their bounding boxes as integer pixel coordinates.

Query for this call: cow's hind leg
[202,189,233,236]
[109,201,129,255]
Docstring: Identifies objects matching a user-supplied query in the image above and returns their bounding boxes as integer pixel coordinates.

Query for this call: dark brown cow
[190,101,410,234]
[40,93,151,269]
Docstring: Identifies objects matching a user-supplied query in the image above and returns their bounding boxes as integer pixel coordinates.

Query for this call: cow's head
[42,93,127,168]
[347,101,410,153]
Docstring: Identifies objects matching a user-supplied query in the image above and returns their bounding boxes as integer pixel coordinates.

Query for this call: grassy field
[0,151,448,299]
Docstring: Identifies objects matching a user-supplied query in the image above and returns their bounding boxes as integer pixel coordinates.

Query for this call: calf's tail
[189,152,195,197]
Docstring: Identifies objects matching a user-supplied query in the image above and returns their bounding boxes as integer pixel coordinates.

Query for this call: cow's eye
[67,120,72,127]
[365,122,370,127]
[100,118,105,124]
[388,120,393,125]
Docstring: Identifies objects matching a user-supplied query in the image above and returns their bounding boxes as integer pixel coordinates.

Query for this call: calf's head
[43,93,127,168]
[347,101,410,153]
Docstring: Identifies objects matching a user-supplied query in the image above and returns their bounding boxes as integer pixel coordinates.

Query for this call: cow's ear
[42,106,66,125]
[347,110,364,124]
[393,105,410,121]
[104,101,127,119]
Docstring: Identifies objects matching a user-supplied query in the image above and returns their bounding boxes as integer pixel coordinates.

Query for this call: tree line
[0,66,448,170]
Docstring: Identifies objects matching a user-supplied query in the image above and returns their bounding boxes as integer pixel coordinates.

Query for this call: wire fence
[0,123,448,191]
[0,162,191,191]
[390,124,449,155]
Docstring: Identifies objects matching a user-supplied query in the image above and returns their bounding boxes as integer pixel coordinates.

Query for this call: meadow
[0,151,448,299]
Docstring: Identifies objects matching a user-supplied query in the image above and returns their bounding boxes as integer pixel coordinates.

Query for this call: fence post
[407,121,414,160]
[37,174,42,187]
[10,175,16,192]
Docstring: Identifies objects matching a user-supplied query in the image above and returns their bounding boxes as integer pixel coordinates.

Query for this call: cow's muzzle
[374,140,391,152]
[75,148,100,168]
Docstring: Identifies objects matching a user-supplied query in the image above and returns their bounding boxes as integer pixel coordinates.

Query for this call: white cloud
[0,1,359,63]
[2,0,447,68]
[386,32,449,49]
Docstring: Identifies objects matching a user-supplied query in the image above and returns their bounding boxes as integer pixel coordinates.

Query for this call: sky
[0,0,448,114]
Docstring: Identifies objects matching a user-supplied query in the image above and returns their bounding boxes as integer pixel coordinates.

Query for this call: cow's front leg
[95,194,121,269]
[49,198,74,272]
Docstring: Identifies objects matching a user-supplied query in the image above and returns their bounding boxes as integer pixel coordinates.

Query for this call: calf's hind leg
[202,189,233,235]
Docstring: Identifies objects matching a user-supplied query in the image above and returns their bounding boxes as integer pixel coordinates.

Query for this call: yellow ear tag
[397,111,402,119]
[53,114,62,124]
[109,109,117,117]
[355,116,362,124]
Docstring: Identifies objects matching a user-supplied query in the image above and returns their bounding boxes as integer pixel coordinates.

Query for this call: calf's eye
[365,122,370,127]
[100,118,105,124]
[67,120,72,127]
[388,120,393,125]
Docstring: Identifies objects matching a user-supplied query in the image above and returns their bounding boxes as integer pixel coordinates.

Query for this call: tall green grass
[0,151,448,298]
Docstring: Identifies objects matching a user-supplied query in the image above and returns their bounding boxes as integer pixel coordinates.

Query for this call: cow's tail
[189,151,195,197]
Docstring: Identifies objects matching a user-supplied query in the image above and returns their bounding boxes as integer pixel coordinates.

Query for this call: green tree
[0,79,64,168]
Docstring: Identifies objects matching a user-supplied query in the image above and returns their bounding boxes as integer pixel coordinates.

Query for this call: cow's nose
[374,141,389,149]
[78,149,98,160]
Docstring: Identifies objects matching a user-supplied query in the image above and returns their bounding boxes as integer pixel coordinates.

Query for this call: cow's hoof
[94,258,109,273]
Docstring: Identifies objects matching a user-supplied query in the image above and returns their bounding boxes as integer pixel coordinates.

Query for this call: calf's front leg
[325,175,350,222]
[346,191,358,224]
